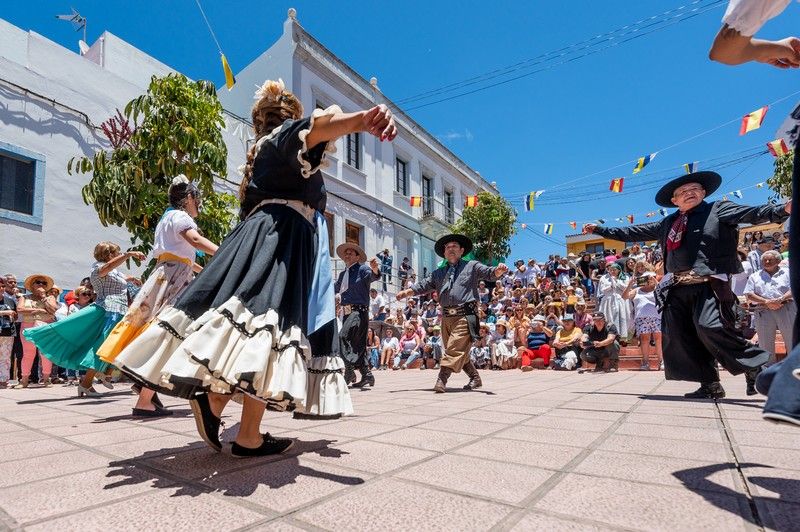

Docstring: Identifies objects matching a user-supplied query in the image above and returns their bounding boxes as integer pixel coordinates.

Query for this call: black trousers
[340,309,369,374]
[662,281,770,383]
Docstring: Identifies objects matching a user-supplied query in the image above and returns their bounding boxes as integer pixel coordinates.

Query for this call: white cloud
[437,129,474,142]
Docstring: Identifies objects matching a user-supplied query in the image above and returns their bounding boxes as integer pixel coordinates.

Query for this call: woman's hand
[126,251,147,262]
[361,105,397,141]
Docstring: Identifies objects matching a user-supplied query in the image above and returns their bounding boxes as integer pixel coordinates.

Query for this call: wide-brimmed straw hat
[434,234,473,258]
[655,171,721,208]
[24,274,54,292]
[336,243,367,263]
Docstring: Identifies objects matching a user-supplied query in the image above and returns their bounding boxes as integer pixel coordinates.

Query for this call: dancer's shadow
[579,391,764,409]
[673,462,800,526]
[103,434,365,498]
[16,390,134,406]
[389,388,496,395]
[90,408,194,424]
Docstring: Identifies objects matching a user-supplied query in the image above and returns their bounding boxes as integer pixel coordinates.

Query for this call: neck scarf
[666,212,689,252]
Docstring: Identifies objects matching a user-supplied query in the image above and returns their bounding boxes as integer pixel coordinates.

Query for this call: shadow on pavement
[15,390,134,405]
[90,408,194,424]
[578,391,764,409]
[673,462,798,526]
[388,388,496,395]
[103,435,365,497]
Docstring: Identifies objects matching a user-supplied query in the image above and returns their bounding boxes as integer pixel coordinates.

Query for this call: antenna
[55,7,87,43]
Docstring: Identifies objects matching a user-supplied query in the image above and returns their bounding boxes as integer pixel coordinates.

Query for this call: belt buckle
[343,305,352,315]
[447,307,458,316]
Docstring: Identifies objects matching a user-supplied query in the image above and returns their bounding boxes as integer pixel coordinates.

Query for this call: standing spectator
[379,248,393,292]
[748,236,774,272]
[15,274,57,388]
[597,263,631,341]
[731,249,754,297]
[629,244,647,262]
[576,253,594,298]
[551,314,582,370]
[369,288,386,321]
[490,320,515,369]
[624,272,663,371]
[513,260,528,286]
[48,286,68,321]
[421,325,443,369]
[518,315,553,371]
[525,259,541,286]
[393,307,406,329]
[398,257,411,288]
[745,250,795,364]
[555,257,572,287]
[4,274,23,383]
[591,259,607,302]
[0,277,16,388]
[579,312,620,373]
[509,306,530,348]
[379,328,399,370]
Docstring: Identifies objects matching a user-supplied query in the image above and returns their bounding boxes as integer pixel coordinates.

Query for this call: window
[444,190,454,224]
[345,221,362,246]
[0,142,45,226]
[395,158,408,196]
[422,175,433,216]
[346,133,361,169]
[585,243,604,255]
[324,211,335,256]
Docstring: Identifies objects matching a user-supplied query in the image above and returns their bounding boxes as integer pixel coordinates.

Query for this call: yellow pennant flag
[221,53,236,90]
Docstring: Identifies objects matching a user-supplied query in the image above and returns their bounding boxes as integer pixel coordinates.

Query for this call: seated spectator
[490,319,516,369]
[408,315,426,340]
[469,323,492,369]
[518,315,553,371]
[369,288,386,321]
[573,300,593,330]
[393,323,422,370]
[579,312,620,373]
[379,328,399,370]
[489,297,503,316]
[367,327,381,370]
[509,306,530,347]
[551,313,582,370]
[393,307,405,329]
[544,303,563,331]
[422,299,440,327]
[478,280,490,304]
[403,297,418,320]
[420,325,443,369]
[492,280,505,300]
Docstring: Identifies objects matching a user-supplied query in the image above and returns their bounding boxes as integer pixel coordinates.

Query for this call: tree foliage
[70,73,237,266]
[768,150,794,200]
[450,191,516,264]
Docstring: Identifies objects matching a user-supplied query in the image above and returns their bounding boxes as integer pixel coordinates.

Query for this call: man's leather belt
[343,304,368,315]
[673,271,710,285]
[442,302,477,317]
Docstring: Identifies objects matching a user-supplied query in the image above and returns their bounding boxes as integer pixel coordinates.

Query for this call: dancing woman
[111,79,396,456]
[25,244,146,396]
[98,176,218,416]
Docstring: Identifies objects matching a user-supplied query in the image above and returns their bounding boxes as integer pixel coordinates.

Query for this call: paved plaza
[0,370,798,531]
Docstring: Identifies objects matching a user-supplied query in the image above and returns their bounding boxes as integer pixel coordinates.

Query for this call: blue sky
[4,1,798,259]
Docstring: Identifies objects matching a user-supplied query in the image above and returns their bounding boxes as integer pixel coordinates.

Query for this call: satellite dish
[78,40,89,55]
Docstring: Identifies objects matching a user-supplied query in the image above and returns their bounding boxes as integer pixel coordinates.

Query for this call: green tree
[767,150,793,199]
[69,73,237,268]
[450,191,516,264]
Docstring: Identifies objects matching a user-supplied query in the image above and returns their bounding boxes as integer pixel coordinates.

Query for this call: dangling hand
[361,104,397,142]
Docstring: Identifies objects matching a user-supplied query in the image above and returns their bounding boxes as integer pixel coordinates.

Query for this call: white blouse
[722,0,793,36]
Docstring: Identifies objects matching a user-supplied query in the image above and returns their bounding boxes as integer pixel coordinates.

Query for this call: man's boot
[352,369,375,389]
[463,361,483,390]
[744,366,762,396]
[684,381,726,399]
[434,367,452,393]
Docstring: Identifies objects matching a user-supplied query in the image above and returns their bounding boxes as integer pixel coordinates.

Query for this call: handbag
[0,304,16,337]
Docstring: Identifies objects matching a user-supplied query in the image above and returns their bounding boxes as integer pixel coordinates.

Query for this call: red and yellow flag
[626,214,634,224]
[767,138,789,157]
[569,221,577,230]
[464,195,478,207]
[409,196,422,207]
[739,105,768,135]
[609,178,624,193]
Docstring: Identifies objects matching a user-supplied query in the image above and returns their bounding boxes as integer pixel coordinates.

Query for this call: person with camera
[578,312,620,373]
[0,277,17,388]
[624,271,662,371]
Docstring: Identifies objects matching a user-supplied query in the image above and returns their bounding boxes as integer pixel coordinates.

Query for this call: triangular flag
[732,190,743,199]
[569,221,577,230]
[409,196,422,207]
[767,139,790,157]
[544,223,554,235]
[520,223,527,229]
[659,208,668,216]
[609,177,624,193]
[626,214,634,224]
[739,105,768,135]
[597,218,606,224]
[722,195,729,201]
[646,212,655,218]
[633,153,657,174]
[756,182,765,188]
[524,192,536,211]
[534,190,545,198]
[221,53,236,90]
[683,162,698,174]
[465,195,478,208]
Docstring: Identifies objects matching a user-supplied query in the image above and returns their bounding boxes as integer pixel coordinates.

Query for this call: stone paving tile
[25,485,268,531]
[452,409,533,424]
[200,456,372,513]
[737,445,800,472]
[415,416,509,436]
[295,478,513,530]
[303,439,435,474]
[453,438,584,471]
[0,428,52,446]
[0,449,111,488]
[521,415,617,433]
[65,425,174,447]
[535,474,752,531]
[0,436,79,463]
[739,465,800,504]
[613,421,725,444]
[511,511,622,531]
[731,429,800,450]
[624,412,721,429]
[724,418,798,434]
[246,518,308,531]
[369,426,479,452]
[494,425,604,447]
[543,408,627,421]
[488,403,551,416]
[395,454,555,505]
[0,465,166,525]
[302,419,398,439]
[598,434,731,463]
[356,412,439,427]
[101,433,202,459]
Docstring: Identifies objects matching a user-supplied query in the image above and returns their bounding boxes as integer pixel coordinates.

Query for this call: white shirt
[369,294,385,317]
[731,260,754,297]
[513,267,528,285]
[381,337,399,350]
[632,289,659,319]
[152,209,198,262]
[723,0,793,36]
[744,266,792,300]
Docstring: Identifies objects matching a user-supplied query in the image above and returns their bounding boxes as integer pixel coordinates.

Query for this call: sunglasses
[33,280,48,286]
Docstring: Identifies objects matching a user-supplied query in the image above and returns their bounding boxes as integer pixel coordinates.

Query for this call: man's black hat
[655,171,722,208]
[435,234,473,258]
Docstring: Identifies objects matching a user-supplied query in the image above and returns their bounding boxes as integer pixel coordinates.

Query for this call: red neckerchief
[666,212,689,251]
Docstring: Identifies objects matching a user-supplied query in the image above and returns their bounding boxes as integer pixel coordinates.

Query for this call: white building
[0,10,493,293]
[219,9,494,288]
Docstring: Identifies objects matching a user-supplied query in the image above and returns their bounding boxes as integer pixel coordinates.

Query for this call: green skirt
[24,305,123,372]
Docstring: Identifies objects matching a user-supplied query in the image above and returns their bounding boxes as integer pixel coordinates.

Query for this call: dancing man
[396,234,507,393]
[335,243,380,388]
[584,171,790,399]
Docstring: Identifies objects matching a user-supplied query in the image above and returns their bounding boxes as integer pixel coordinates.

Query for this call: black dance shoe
[351,373,375,389]
[189,393,222,452]
[132,406,173,417]
[231,433,294,458]
[745,366,762,396]
[684,382,726,399]
[131,384,165,409]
